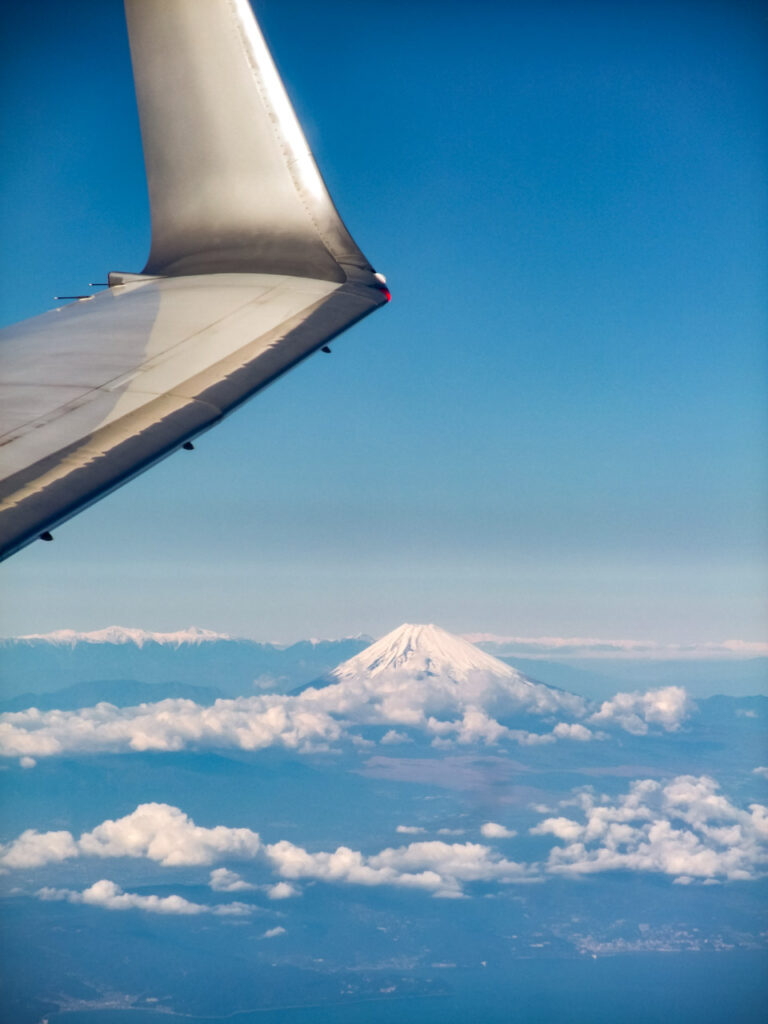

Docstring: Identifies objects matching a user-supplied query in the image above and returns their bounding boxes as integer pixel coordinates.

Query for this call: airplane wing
[0,0,389,562]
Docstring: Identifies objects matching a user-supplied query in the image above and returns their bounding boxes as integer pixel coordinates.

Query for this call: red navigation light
[373,272,390,302]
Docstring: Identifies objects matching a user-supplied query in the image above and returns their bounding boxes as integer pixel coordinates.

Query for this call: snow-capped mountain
[312,623,588,721]
[332,623,522,684]
[14,626,230,648]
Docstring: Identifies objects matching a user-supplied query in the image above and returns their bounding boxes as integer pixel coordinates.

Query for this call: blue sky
[1,0,766,643]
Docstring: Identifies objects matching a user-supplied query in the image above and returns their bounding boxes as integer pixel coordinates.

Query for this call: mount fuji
[334,623,534,684]
[294,624,590,745]
[327,623,585,716]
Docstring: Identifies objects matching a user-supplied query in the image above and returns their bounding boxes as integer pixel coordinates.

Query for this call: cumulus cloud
[19,756,36,769]
[589,687,692,735]
[396,825,426,835]
[381,730,411,745]
[480,823,516,839]
[753,767,768,780]
[265,837,534,897]
[37,879,251,916]
[262,926,286,938]
[424,710,603,749]
[531,775,768,881]
[530,816,584,842]
[2,803,534,898]
[0,828,78,871]
[8,777,767,903]
[552,722,595,741]
[79,803,262,866]
[209,868,255,892]
[267,881,299,900]
[1,803,261,873]
[0,683,601,761]
[0,697,343,759]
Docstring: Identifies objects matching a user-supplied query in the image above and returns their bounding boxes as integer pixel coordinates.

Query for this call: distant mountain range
[1,624,765,710]
[0,631,370,701]
[0,679,224,713]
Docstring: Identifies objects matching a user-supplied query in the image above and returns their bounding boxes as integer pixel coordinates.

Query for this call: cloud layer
[0,697,343,759]
[1,803,531,899]
[466,635,768,660]
[0,683,690,761]
[5,774,766,913]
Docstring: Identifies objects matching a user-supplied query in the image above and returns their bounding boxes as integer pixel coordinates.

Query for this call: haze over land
[0,623,766,1022]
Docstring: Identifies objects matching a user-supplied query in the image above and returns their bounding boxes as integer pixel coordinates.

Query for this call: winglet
[124,0,371,282]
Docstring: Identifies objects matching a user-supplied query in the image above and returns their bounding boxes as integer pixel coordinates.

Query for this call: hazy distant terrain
[0,625,766,1023]
[0,630,370,699]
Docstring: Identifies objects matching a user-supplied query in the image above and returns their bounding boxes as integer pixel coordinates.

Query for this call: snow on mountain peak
[307,622,588,731]
[14,626,230,648]
[332,623,518,684]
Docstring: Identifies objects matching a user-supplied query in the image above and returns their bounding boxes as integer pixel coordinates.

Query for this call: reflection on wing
[0,0,388,561]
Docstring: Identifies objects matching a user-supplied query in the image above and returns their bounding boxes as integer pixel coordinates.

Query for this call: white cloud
[589,686,692,735]
[267,881,298,899]
[381,730,411,745]
[350,734,375,749]
[0,679,598,761]
[0,828,79,871]
[1,803,261,872]
[552,722,595,741]
[530,816,585,842]
[424,710,602,749]
[0,697,343,759]
[37,879,251,916]
[396,825,426,835]
[2,804,533,898]
[79,803,262,866]
[19,756,36,769]
[9,775,767,903]
[753,766,768,780]
[262,926,286,938]
[480,822,516,839]
[532,775,768,881]
[209,868,255,892]
[425,710,504,746]
[265,837,535,897]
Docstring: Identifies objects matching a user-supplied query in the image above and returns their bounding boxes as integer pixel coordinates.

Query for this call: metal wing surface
[0,0,388,562]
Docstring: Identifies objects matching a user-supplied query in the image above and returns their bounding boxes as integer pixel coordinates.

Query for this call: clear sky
[1,0,766,643]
